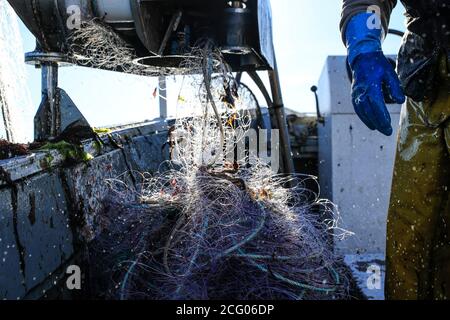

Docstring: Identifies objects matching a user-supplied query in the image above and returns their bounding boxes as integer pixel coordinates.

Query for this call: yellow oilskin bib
[386,54,450,300]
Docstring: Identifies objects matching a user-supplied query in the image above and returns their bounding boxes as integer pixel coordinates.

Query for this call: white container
[317,56,402,255]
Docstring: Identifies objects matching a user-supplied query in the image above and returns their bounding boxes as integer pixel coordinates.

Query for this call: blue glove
[345,13,405,136]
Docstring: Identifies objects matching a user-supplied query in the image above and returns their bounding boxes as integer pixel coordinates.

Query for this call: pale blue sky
[16,0,406,139]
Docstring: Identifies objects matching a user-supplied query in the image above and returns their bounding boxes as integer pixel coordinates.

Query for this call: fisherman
[341,1,450,300]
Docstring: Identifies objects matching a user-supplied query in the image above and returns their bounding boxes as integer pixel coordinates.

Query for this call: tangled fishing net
[76,21,354,299]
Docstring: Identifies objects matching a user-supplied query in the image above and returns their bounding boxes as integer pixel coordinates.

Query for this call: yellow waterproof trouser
[386,56,450,300]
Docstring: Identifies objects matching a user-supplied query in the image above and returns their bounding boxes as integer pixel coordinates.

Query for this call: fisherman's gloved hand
[345,13,406,136]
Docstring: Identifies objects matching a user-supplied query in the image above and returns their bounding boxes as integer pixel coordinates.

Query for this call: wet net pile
[78,22,353,300]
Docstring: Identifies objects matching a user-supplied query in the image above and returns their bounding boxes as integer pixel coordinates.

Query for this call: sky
[14,0,407,140]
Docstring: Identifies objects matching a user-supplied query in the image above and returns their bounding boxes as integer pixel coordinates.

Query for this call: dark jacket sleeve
[340,0,397,43]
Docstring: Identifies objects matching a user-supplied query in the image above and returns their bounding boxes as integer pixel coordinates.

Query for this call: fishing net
[74,20,353,300]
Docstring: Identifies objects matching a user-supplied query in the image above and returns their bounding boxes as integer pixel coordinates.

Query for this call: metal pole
[158,76,168,118]
[156,9,181,120]
[268,57,295,175]
[41,62,59,139]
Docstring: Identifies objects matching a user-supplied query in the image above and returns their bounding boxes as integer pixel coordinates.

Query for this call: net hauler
[8,0,275,72]
[8,0,294,175]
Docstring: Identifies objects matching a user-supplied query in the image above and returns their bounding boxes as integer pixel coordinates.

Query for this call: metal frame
[247,64,295,175]
[27,50,90,142]
[12,0,294,174]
